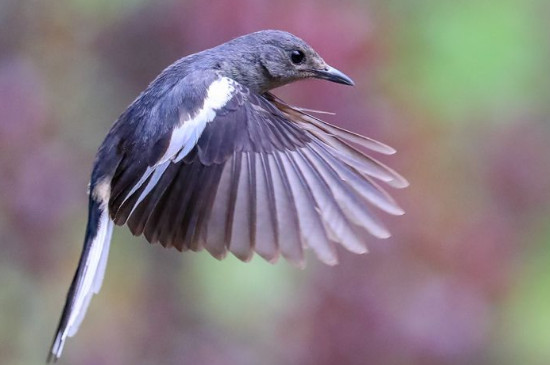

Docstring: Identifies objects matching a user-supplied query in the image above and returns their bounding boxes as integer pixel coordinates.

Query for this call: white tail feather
[50,208,114,359]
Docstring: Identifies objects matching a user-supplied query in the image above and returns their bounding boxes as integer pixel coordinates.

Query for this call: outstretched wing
[49,69,408,362]
[104,70,407,267]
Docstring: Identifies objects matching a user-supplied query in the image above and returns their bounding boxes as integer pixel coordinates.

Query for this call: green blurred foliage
[384,0,548,121]
[497,224,550,365]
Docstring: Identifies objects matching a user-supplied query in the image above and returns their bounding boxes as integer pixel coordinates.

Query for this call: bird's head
[216,30,354,93]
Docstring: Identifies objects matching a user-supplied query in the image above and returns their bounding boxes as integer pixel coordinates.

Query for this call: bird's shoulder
[95,70,235,158]
[90,67,305,185]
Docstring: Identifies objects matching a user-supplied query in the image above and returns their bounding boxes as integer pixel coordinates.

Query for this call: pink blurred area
[1,0,549,364]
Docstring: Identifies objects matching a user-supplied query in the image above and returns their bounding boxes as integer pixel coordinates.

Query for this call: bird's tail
[47,195,114,362]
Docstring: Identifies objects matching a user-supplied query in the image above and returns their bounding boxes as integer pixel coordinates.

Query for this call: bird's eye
[290,50,305,64]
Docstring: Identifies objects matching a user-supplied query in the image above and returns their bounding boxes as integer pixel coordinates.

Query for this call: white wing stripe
[121,167,155,205]
[170,76,237,163]
[121,77,237,209]
[127,161,170,218]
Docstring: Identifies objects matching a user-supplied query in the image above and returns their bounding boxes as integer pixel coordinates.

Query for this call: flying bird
[48,30,407,361]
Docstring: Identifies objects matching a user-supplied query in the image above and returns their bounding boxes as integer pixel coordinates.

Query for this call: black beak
[314,65,355,86]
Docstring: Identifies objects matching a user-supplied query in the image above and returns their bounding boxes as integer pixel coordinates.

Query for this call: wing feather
[252,152,279,263]
[104,74,405,265]
[309,141,404,215]
[277,150,337,265]
[267,153,303,265]
[153,162,192,249]
[302,147,390,240]
[291,148,367,255]
[227,152,254,261]
[204,160,232,259]
[266,93,397,154]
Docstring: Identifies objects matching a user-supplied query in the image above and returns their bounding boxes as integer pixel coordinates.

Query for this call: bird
[47,29,407,362]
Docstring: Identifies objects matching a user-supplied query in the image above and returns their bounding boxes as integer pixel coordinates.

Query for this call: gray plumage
[48,30,407,362]
[160,30,338,93]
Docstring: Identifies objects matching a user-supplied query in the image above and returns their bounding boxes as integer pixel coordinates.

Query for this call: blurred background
[1,0,549,364]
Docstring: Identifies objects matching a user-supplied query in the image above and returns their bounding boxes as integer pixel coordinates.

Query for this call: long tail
[48,195,114,362]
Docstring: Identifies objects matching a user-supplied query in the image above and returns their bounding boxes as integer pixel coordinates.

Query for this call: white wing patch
[168,76,238,164]
[122,76,238,210]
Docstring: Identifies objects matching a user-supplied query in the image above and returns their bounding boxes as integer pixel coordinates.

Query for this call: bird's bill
[313,65,355,86]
